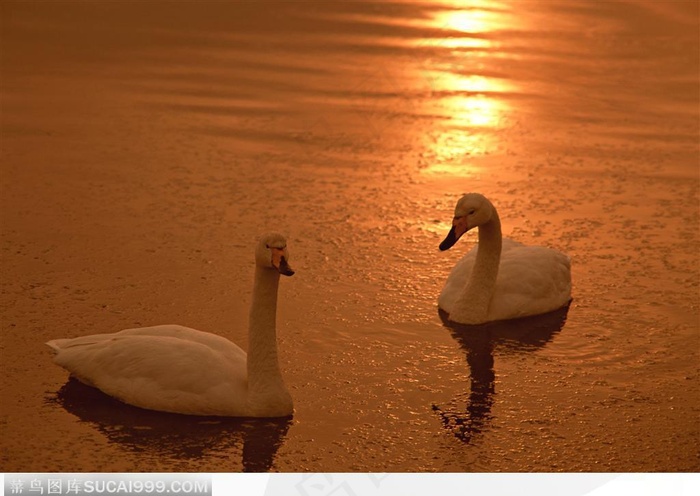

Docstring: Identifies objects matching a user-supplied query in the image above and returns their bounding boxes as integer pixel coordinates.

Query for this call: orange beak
[271,248,295,276]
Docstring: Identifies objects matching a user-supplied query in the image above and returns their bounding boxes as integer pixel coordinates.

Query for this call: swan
[46,233,295,417]
[438,193,571,325]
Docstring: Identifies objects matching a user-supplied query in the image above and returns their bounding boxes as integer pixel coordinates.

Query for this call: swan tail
[46,339,71,353]
[46,333,119,353]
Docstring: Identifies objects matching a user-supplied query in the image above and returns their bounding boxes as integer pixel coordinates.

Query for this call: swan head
[256,233,294,276]
[439,193,494,251]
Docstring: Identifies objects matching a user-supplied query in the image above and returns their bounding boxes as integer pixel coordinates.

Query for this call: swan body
[47,233,295,417]
[438,194,571,325]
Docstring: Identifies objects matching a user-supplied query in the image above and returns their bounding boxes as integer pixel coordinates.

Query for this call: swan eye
[265,244,270,249]
[468,209,476,215]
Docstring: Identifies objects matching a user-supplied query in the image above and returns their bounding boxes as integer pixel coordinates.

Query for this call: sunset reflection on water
[416,2,516,176]
[432,1,510,35]
[2,0,698,474]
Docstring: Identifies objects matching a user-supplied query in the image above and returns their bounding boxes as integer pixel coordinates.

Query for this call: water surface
[1,0,698,472]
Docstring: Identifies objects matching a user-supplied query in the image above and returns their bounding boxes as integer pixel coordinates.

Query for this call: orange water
[1,0,698,472]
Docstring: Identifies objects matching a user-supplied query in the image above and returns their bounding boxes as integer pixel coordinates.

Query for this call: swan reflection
[434,305,570,443]
[48,378,291,472]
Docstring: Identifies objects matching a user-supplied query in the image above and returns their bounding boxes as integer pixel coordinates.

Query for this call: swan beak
[439,216,469,251]
[278,256,295,276]
[272,249,295,276]
[439,226,458,251]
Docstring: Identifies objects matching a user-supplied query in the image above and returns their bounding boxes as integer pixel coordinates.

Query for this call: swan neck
[476,210,502,259]
[247,267,284,393]
[458,209,502,323]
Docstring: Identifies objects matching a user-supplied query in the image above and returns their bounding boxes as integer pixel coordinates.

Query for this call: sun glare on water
[416,1,517,177]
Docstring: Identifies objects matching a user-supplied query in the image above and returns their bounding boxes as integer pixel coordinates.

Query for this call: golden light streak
[417,2,516,177]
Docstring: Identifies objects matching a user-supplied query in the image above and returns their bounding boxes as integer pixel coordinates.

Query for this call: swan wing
[438,239,527,313]
[49,327,249,416]
[48,325,246,356]
[490,245,571,320]
[438,239,570,321]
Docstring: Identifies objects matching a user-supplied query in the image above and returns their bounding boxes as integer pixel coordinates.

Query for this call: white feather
[439,194,572,324]
[47,233,294,418]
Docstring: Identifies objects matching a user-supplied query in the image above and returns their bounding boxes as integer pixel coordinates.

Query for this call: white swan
[438,193,571,325]
[46,233,295,417]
